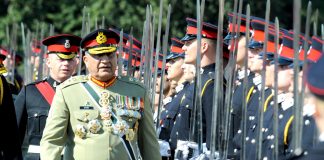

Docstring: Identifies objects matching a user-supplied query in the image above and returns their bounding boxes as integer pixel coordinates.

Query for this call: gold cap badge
[96,32,107,44]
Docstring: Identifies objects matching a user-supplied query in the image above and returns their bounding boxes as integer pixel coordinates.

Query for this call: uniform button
[176,132,179,135]
[178,114,181,117]
[34,113,38,117]
[304,151,308,155]
[246,137,249,141]
[270,101,274,105]
[279,114,283,119]
[265,128,268,132]
[270,135,274,139]
[253,90,256,93]
[305,120,310,126]
[166,110,168,113]
[270,145,274,149]
[237,130,242,134]
[161,125,164,127]
[234,149,237,153]
[252,125,256,129]
[230,109,233,113]
[267,136,271,139]
[263,157,268,160]
[251,139,255,144]
[262,128,265,132]
[186,105,189,108]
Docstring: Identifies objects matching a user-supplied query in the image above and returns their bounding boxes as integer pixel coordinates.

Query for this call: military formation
[0,1,323,160]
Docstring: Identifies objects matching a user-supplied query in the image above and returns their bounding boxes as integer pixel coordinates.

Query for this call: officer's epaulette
[117,75,145,89]
[59,75,89,89]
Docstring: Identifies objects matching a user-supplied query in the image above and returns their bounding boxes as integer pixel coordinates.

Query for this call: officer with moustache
[40,29,160,160]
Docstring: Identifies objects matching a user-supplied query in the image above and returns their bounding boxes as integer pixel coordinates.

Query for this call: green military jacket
[40,75,161,160]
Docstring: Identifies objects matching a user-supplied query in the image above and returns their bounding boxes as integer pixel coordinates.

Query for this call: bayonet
[273,17,280,160]
[117,29,124,76]
[210,0,225,158]
[151,0,164,109]
[256,0,271,159]
[156,4,172,131]
[292,0,303,156]
[240,5,251,160]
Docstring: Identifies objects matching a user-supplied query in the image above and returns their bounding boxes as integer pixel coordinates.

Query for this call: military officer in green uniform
[40,29,161,160]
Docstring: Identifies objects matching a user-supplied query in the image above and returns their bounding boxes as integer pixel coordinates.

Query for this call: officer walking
[15,34,81,159]
[40,29,161,160]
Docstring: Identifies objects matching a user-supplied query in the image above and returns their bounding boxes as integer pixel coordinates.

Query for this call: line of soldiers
[0,10,323,160]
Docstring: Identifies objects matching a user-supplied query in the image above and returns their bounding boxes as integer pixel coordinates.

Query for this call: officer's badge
[126,129,135,141]
[113,120,129,135]
[75,124,87,139]
[96,32,107,44]
[64,39,71,49]
[87,119,102,134]
[99,91,111,108]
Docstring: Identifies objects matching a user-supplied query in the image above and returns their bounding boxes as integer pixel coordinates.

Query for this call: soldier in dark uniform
[172,18,228,158]
[14,34,81,160]
[158,37,186,159]
[223,13,258,157]
[304,36,324,160]
[0,47,22,160]
[232,18,278,157]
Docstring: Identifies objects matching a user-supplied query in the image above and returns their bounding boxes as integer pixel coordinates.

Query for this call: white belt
[27,145,40,153]
[27,145,65,155]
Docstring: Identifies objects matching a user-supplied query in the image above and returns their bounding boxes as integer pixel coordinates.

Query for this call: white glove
[158,140,171,157]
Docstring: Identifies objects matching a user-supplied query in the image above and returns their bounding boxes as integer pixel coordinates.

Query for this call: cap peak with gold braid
[81,29,120,55]
[42,34,81,60]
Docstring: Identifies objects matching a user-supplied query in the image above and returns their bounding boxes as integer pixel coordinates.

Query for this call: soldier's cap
[181,17,218,41]
[109,28,142,50]
[166,37,185,60]
[306,36,323,63]
[0,47,8,61]
[42,34,81,60]
[249,17,275,49]
[80,29,119,55]
[224,13,254,43]
[306,55,324,100]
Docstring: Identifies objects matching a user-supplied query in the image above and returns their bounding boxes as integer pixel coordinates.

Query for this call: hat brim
[55,53,76,60]
[166,53,185,60]
[249,40,264,49]
[258,52,274,61]
[181,34,196,41]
